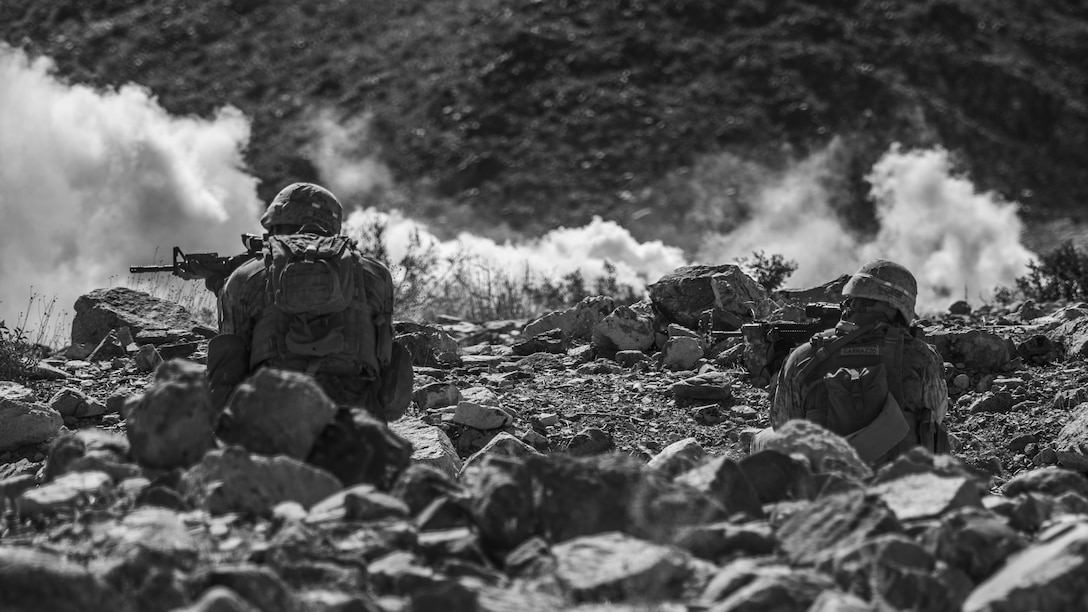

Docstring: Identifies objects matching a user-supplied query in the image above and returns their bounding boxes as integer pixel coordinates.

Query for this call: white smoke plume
[862,145,1035,308]
[343,209,687,295]
[698,143,1036,313]
[305,108,393,203]
[0,46,261,339]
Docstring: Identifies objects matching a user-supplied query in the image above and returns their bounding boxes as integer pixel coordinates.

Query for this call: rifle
[129,233,265,292]
[712,303,842,383]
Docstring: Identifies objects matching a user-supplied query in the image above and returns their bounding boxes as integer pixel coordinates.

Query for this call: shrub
[349,221,643,321]
[0,293,59,380]
[734,250,799,292]
[1015,241,1088,302]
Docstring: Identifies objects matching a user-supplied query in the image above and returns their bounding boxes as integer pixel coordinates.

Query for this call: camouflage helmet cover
[260,182,343,234]
[842,259,918,322]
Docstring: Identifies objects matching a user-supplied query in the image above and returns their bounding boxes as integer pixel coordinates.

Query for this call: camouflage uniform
[210,182,397,419]
[217,253,395,416]
[770,318,949,435]
[755,260,950,461]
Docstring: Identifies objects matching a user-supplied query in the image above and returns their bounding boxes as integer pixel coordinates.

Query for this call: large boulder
[221,368,337,459]
[775,275,851,306]
[125,359,217,470]
[523,295,616,342]
[0,381,63,452]
[181,445,343,516]
[70,287,212,349]
[649,264,771,331]
[923,328,1016,371]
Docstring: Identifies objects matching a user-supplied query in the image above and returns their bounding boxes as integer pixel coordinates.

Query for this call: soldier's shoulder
[904,334,944,362]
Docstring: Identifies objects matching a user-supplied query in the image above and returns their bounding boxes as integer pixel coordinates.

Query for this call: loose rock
[125,359,216,469]
[390,418,462,479]
[753,419,871,480]
[182,446,343,516]
[553,531,693,603]
[221,368,337,459]
[963,520,1088,612]
[0,381,63,452]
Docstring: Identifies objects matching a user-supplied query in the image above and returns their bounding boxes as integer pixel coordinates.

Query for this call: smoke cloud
[2,46,1039,342]
[343,209,687,293]
[0,46,261,338]
[697,143,1036,313]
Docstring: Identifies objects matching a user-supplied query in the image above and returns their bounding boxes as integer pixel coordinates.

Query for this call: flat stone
[306,484,410,524]
[181,446,343,516]
[647,437,708,478]
[452,401,512,430]
[673,521,776,561]
[15,470,113,517]
[867,472,983,521]
[670,371,734,402]
[390,417,462,478]
[413,382,461,411]
[553,531,693,603]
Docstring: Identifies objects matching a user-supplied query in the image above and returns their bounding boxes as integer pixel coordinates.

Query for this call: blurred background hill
[4,0,1086,249]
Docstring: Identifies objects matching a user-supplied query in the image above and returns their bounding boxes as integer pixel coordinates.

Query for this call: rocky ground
[5,265,1088,610]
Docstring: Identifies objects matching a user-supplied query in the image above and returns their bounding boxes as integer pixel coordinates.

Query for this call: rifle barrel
[129,265,175,273]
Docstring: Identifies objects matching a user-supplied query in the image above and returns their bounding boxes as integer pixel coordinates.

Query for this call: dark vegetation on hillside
[3,0,1087,244]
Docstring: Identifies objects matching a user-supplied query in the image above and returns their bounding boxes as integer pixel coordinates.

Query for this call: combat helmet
[842,259,918,323]
[260,182,343,235]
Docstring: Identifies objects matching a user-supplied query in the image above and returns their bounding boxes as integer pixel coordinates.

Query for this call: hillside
[2,0,1087,245]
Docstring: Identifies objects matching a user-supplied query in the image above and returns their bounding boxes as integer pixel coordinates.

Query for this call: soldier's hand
[204,275,227,294]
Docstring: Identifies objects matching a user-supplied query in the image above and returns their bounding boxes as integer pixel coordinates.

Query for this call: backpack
[795,323,912,464]
[251,233,381,378]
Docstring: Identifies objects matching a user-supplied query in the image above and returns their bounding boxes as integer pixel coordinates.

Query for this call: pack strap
[795,322,882,387]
